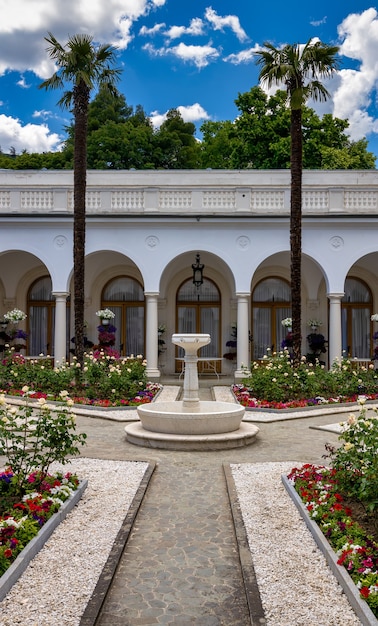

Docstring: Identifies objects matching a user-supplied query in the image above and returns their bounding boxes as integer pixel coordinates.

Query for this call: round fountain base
[125,420,259,450]
[124,400,259,450]
[137,400,245,435]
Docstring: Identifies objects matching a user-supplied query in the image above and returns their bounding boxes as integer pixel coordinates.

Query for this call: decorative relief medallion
[236,235,250,249]
[146,235,159,248]
[329,236,344,250]
[54,235,67,249]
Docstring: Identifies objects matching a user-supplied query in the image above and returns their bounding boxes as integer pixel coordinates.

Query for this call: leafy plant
[237,350,378,407]
[0,388,86,494]
[324,397,378,520]
[288,462,378,615]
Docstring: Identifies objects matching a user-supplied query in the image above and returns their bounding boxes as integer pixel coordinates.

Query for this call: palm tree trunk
[73,81,89,368]
[290,108,302,367]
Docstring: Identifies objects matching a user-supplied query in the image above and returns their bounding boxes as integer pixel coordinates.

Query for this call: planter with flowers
[94,309,119,358]
[281,317,293,352]
[306,319,327,365]
[0,309,28,353]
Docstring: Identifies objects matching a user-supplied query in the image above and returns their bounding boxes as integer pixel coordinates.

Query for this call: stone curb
[79,462,156,626]
[223,464,267,626]
[282,475,378,626]
[0,479,88,603]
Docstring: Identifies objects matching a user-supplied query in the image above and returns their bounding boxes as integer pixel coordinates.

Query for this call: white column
[327,293,344,367]
[145,292,160,380]
[235,293,250,379]
[52,292,69,367]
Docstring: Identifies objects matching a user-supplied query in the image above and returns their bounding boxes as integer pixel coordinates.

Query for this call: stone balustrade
[0,169,378,216]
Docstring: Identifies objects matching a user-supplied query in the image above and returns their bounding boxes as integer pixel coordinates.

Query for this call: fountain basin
[136,400,245,435]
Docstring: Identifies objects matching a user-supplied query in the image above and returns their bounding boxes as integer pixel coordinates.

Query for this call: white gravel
[0,456,364,624]
[231,461,362,626]
[0,457,148,626]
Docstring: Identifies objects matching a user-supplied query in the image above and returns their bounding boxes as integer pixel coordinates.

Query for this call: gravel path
[231,461,362,626]
[0,458,148,626]
[0,459,364,625]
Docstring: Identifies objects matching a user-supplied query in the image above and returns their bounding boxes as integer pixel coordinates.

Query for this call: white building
[1,168,377,379]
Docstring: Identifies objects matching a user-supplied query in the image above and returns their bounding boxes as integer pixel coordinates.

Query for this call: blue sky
[1,1,378,162]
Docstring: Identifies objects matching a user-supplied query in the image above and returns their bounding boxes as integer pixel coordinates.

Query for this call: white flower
[96,308,115,319]
[307,319,322,328]
[3,308,27,322]
[281,317,292,328]
[371,313,378,322]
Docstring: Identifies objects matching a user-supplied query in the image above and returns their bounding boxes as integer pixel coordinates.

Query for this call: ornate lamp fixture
[192,253,204,290]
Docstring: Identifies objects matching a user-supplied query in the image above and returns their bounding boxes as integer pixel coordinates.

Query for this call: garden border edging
[0,479,88,603]
[282,475,378,626]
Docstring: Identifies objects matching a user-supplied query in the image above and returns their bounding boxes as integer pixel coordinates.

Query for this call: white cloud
[139,23,166,36]
[177,103,210,123]
[0,0,168,77]
[0,114,62,153]
[204,7,248,42]
[164,18,204,40]
[334,8,378,140]
[16,75,31,89]
[224,46,261,65]
[168,42,220,68]
[310,16,327,27]
[150,103,210,128]
[144,41,220,68]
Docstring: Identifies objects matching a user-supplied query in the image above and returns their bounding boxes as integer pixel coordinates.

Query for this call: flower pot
[101,319,110,326]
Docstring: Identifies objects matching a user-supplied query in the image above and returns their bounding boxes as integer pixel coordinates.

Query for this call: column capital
[144,292,160,298]
[52,291,70,299]
[235,292,250,298]
[327,292,344,299]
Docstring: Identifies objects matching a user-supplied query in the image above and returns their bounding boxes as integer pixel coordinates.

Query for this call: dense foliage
[288,400,378,615]
[0,87,375,170]
[0,350,158,407]
[235,350,378,408]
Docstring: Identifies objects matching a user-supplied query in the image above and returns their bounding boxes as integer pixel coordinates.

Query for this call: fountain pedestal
[125,333,259,450]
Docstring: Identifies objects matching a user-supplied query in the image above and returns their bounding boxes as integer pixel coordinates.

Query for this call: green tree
[199,87,376,171]
[39,33,121,366]
[199,120,237,168]
[255,40,340,366]
[154,109,201,168]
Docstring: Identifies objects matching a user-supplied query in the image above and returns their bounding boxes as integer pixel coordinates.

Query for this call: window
[28,277,69,357]
[176,278,221,369]
[102,276,145,356]
[342,278,372,359]
[252,278,291,359]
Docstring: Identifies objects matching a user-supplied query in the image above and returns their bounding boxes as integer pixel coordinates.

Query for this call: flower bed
[235,350,378,409]
[284,398,378,619]
[233,384,378,410]
[286,464,378,619]
[0,469,82,578]
[0,351,160,407]
[5,381,161,408]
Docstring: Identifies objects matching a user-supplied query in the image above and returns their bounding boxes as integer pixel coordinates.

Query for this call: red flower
[4,549,12,558]
[360,587,370,598]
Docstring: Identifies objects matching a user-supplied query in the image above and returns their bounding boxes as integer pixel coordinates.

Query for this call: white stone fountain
[125,333,259,450]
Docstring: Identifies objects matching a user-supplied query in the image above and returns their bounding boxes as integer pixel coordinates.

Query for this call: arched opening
[28,276,70,357]
[176,277,221,371]
[342,277,372,359]
[252,277,291,359]
[102,276,145,356]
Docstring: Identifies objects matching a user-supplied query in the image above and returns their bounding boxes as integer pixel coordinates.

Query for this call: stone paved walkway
[96,463,252,626]
[74,383,345,626]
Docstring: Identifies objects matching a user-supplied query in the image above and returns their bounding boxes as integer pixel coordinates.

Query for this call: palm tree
[40,33,121,366]
[255,39,339,367]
